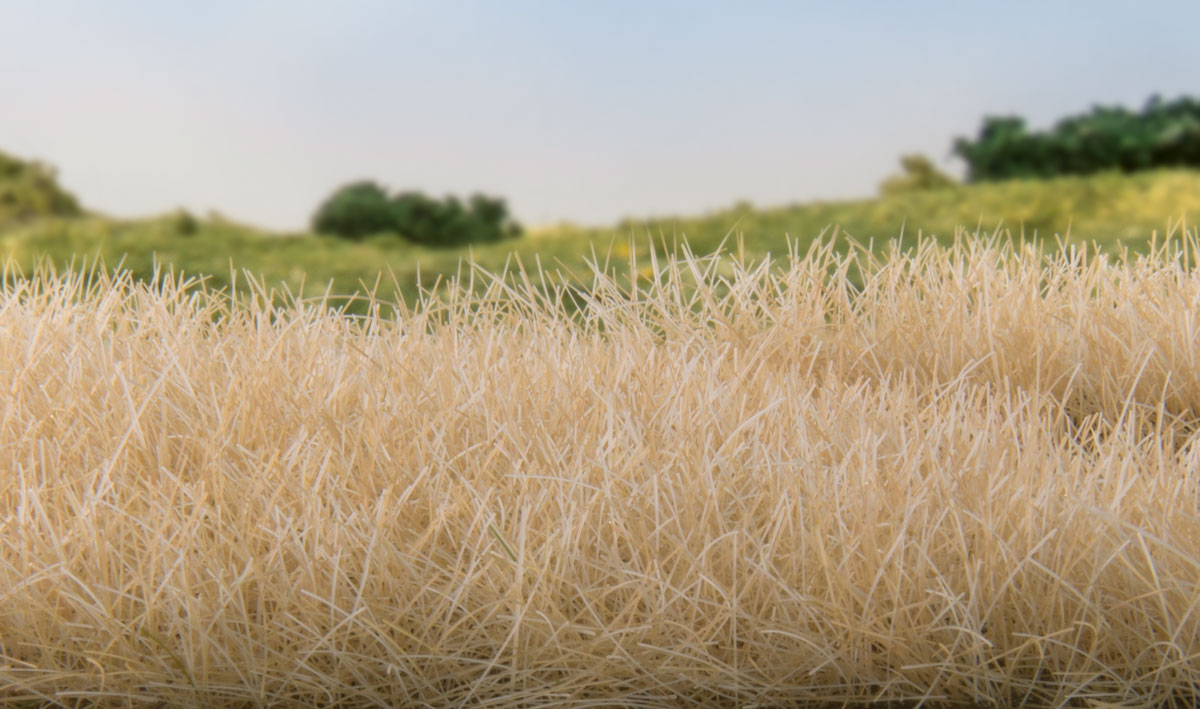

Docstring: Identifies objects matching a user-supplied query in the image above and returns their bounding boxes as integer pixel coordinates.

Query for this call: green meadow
[2,167,1199,314]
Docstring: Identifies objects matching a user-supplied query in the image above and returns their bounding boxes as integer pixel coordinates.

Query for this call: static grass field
[1,231,1199,707]
[1,168,1199,317]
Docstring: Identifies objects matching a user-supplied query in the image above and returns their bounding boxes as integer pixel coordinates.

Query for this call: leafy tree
[954,95,1200,182]
[313,181,522,247]
[311,181,395,240]
[467,194,523,241]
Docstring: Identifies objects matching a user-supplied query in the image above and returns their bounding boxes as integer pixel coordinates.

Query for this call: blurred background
[2,0,1200,310]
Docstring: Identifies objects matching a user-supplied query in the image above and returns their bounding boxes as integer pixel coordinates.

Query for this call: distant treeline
[954,94,1200,182]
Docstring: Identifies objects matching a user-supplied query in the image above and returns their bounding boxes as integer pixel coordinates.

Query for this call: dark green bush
[954,95,1200,182]
[172,209,198,236]
[0,149,83,225]
[312,181,522,247]
[311,181,396,240]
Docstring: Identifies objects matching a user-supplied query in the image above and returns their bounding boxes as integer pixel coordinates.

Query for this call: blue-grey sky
[2,1,1197,231]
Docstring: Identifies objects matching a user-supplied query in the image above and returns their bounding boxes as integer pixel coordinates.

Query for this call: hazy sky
[3,1,1197,231]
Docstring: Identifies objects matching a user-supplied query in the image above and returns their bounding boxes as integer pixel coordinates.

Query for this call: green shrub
[879,154,958,196]
[172,209,198,236]
[0,149,83,225]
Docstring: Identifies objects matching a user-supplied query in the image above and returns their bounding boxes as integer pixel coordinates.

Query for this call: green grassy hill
[2,168,1198,316]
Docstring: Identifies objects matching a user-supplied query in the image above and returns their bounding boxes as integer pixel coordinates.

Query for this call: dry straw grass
[1,228,1199,708]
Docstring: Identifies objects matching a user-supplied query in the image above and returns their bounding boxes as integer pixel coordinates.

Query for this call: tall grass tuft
[1,229,1199,707]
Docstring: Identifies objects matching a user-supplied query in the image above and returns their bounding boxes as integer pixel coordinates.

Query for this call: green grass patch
[2,168,1198,317]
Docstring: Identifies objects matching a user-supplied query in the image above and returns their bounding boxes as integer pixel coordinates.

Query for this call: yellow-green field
[1,232,1198,707]
[2,168,1199,316]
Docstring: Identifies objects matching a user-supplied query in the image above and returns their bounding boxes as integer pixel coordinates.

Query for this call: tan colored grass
[1,229,1199,708]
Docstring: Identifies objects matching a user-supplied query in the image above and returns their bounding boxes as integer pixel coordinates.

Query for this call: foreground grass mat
[1,233,1198,707]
